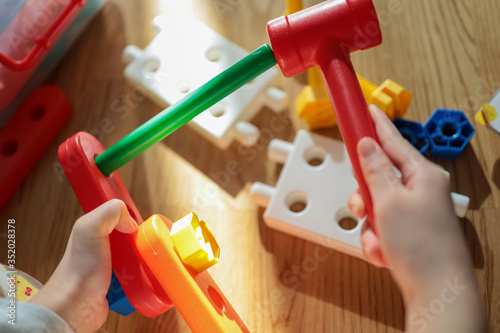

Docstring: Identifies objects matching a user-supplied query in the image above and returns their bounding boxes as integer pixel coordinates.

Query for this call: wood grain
[1,0,499,332]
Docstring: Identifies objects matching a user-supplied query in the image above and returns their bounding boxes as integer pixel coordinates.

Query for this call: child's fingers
[347,189,366,218]
[358,137,403,195]
[369,105,423,181]
[73,199,138,240]
[360,224,384,267]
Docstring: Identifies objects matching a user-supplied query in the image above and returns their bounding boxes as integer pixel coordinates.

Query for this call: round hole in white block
[304,145,327,167]
[209,102,225,117]
[285,191,308,214]
[335,207,358,231]
[144,58,160,73]
[205,46,223,62]
[177,80,191,94]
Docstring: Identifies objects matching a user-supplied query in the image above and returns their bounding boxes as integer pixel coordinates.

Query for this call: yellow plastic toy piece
[295,85,336,127]
[358,76,395,119]
[284,0,302,15]
[358,75,412,119]
[296,74,412,129]
[475,103,497,125]
[379,79,412,118]
[170,212,220,273]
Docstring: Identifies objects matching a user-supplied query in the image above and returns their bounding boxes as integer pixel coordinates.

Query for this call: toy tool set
[2,0,482,331]
[55,0,389,329]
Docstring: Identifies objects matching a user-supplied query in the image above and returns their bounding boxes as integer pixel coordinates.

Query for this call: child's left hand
[29,199,138,332]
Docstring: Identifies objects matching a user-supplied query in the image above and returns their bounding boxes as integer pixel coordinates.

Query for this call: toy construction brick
[250,130,365,258]
[122,15,286,149]
[424,109,475,159]
[393,118,431,155]
[107,272,136,316]
[249,130,471,259]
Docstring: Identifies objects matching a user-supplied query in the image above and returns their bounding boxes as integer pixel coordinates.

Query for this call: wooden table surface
[1,0,499,332]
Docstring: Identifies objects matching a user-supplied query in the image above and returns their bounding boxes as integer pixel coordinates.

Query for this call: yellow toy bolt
[170,212,220,273]
[357,75,412,119]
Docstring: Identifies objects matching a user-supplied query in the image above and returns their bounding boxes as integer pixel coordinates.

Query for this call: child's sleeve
[0,297,74,333]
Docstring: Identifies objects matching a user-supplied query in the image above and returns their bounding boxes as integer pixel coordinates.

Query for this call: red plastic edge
[57,131,173,317]
[0,85,71,210]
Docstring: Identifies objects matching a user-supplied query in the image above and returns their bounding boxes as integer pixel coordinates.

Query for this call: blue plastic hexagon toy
[393,118,431,155]
[424,109,475,159]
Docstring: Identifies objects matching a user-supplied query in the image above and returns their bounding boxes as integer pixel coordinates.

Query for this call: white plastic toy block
[250,130,471,259]
[122,15,288,149]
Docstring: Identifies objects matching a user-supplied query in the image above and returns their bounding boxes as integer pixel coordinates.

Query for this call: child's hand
[348,105,465,285]
[348,106,487,332]
[29,199,137,332]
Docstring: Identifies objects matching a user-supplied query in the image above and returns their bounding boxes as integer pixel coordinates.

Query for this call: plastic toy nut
[424,109,475,159]
[393,118,431,155]
[377,79,412,118]
[170,213,220,273]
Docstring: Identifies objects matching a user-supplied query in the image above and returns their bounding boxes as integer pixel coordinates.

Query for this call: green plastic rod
[95,44,277,175]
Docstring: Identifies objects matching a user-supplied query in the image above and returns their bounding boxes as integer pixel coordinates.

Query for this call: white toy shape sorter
[122,15,288,149]
[250,130,470,259]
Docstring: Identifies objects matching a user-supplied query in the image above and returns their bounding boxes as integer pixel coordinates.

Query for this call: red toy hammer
[268,0,382,229]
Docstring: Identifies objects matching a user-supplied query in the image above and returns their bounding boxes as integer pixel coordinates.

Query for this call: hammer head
[267,0,382,77]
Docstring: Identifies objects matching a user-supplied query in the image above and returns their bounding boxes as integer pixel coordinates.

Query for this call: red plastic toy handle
[319,51,377,229]
[58,132,173,317]
[0,85,71,210]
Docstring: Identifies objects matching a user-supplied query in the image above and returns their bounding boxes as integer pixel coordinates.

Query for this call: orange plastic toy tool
[0,85,71,210]
[136,215,249,332]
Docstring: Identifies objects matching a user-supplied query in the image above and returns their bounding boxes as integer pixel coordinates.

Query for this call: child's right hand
[348,106,487,332]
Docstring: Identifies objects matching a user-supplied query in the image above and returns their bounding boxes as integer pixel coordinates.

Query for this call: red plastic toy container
[0,0,84,110]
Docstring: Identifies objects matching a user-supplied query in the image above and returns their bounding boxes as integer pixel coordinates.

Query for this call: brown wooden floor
[1,0,499,332]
